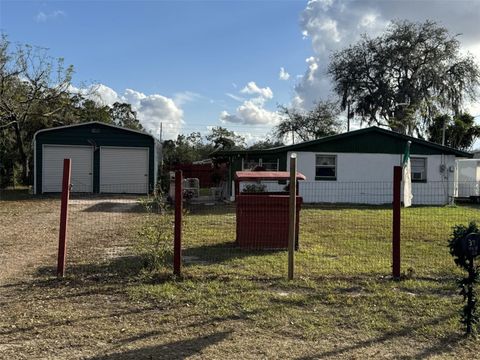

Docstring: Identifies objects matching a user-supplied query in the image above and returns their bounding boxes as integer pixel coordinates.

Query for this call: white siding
[287,152,456,205]
[42,145,93,193]
[455,159,480,197]
[100,147,149,194]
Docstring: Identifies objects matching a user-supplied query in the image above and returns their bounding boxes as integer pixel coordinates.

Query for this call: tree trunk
[12,120,28,184]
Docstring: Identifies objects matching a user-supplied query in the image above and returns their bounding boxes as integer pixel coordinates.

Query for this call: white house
[218,127,472,205]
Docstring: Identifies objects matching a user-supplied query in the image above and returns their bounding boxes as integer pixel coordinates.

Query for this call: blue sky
[1,0,479,142]
[0,0,311,140]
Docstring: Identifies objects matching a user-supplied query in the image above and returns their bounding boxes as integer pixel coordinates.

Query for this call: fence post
[57,158,71,278]
[288,153,297,281]
[174,170,183,276]
[392,166,402,279]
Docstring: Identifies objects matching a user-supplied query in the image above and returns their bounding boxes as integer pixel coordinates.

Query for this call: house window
[315,155,336,180]
[262,160,279,171]
[242,158,279,171]
[411,157,427,182]
[243,159,260,170]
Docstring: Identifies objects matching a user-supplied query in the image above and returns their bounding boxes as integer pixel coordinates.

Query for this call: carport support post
[57,158,71,278]
[174,170,183,276]
[288,153,297,281]
[392,166,402,279]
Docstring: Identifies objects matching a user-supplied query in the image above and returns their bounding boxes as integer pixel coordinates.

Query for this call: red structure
[234,171,306,249]
[169,163,227,188]
[174,170,183,276]
[57,158,71,278]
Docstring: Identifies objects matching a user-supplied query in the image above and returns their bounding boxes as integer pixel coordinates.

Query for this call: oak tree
[328,20,479,135]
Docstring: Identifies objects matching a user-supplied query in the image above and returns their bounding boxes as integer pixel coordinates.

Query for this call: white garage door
[43,145,93,193]
[100,147,149,194]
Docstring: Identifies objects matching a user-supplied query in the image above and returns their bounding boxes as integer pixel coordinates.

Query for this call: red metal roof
[234,171,306,181]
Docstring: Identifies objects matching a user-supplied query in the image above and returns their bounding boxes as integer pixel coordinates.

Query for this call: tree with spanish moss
[328,20,479,136]
[275,100,341,143]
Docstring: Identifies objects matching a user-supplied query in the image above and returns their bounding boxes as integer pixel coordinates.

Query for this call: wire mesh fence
[181,180,480,280]
[3,179,479,281]
[57,183,153,274]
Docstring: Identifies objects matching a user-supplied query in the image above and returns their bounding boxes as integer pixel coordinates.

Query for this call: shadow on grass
[81,202,146,213]
[184,203,236,216]
[0,189,57,201]
[296,313,461,360]
[183,241,285,265]
[17,255,176,299]
[87,330,232,360]
[302,203,393,211]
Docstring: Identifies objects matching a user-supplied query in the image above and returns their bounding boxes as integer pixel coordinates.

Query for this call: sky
[1,0,479,143]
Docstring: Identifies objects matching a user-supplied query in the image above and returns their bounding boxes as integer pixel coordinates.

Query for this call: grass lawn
[128,202,480,358]
[2,191,480,359]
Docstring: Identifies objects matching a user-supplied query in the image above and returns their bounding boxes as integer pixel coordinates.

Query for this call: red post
[174,170,183,276]
[392,166,402,279]
[57,159,71,278]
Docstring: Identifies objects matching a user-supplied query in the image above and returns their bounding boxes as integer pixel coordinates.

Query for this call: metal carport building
[33,122,158,194]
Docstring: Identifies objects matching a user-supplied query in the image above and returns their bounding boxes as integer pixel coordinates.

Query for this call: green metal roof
[215,126,472,158]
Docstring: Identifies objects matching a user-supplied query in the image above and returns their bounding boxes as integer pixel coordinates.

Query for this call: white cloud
[90,84,121,106]
[221,81,280,125]
[240,81,273,99]
[295,0,480,110]
[173,91,202,106]
[35,10,65,23]
[358,13,380,29]
[279,67,290,81]
[72,84,184,139]
[225,93,246,102]
[220,101,281,125]
[123,89,183,139]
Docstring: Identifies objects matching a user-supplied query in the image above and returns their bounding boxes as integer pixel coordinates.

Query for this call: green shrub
[138,190,168,214]
[449,221,480,336]
[136,191,173,272]
[242,183,266,193]
[135,215,173,272]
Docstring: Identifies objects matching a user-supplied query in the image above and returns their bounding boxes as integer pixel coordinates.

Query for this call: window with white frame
[315,155,336,180]
[411,157,427,182]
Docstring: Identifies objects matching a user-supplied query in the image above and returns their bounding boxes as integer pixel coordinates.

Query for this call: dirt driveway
[0,194,158,359]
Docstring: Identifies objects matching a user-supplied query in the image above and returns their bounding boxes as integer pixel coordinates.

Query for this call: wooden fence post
[392,166,402,279]
[288,154,297,281]
[174,170,183,276]
[57,159,71,278]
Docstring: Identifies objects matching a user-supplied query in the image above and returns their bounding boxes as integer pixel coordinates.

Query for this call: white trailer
[455,159,480,200]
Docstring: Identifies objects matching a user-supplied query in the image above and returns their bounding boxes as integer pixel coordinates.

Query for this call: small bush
[242,183,267,193]
[136,192,173,272]
[136,216,173,272]
[138,190,168,214]
[449,221,480,336]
